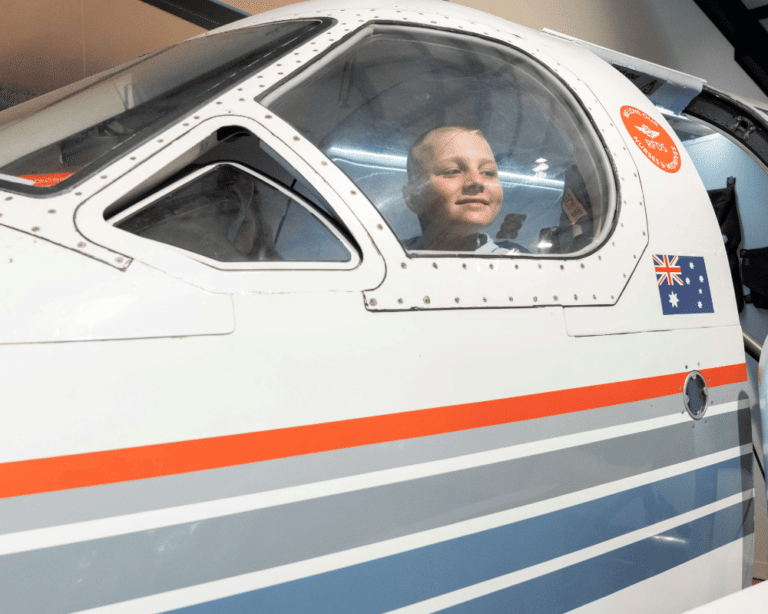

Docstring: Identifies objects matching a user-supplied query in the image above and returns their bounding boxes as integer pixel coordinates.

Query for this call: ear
[403,181,421,215]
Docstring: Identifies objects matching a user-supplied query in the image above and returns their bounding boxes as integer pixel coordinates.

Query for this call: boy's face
[406,129,503,240]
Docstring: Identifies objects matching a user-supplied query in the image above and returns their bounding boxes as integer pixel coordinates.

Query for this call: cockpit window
[265,26,615,256]
[0,19,331,193]
[112,163,353,264]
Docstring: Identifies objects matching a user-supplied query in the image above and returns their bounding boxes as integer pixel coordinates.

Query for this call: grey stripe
[0,407,751,614]
[0,382,749,536]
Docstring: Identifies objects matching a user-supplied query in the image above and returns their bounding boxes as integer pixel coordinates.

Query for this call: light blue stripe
[168,454,750,614]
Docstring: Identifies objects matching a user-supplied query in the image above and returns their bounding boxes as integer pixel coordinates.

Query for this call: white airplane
[1,1,767,612]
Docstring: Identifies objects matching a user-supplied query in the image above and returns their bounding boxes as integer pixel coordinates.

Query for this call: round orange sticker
[620,105,681,173]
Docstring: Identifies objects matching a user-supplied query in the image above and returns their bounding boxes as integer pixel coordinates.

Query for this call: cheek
[426,179,460,211]
[488,184,503,210]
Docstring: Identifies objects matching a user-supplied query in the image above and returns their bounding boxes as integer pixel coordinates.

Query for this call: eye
[440,168,460,177]
[482,169,498,178]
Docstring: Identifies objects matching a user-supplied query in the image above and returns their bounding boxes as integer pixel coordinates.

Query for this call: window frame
[73,114,386,295]
[254,18,648,311]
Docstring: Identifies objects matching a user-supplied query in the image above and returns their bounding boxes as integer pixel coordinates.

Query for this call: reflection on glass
[115,164,350,263]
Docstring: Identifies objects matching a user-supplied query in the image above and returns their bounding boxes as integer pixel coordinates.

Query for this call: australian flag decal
[653,255,714,315]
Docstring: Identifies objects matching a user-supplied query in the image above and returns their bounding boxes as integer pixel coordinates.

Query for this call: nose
[463,169,485,194]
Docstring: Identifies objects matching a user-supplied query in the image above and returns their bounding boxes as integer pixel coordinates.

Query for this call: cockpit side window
[264,26,615,257]
[107,128,356,266]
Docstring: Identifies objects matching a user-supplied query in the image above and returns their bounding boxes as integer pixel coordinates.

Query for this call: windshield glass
[265,26,615,256]
[0,18,330,193]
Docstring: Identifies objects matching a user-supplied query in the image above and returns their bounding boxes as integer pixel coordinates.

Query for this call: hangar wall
[2,0,767,106]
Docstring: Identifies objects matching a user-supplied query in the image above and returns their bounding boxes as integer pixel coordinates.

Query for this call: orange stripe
[0,363,747,499]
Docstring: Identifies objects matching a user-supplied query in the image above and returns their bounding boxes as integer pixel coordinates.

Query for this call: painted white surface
[681,575,768,614]
[0,226,234,343]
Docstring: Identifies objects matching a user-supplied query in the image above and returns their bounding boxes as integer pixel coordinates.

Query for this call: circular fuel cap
[683,370,709,420]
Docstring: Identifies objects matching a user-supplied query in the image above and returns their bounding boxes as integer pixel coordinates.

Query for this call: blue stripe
[441,500,753,613]
[168,455,750,614]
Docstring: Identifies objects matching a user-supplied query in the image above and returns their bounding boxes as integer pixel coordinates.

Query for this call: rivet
[432,262,438,269]
[48,209,55,214]
[350,190,357,195]
[398,298,403,304]
[533,296,538,302]
[370,298,378,306]
[462,263,467,269]
[157,139,163,143]
[611,295,615,299]
[598,255,602,261]
[239,98,244,101]
[194,116,200,119]
[685,365,688,369]
[593,294,596,299]
[293,136,300,141]
[4,197,11,201]
[538,264,542,269]
[31,226,39,232]
[554,295,558,300]
[130,156,137,160]
[580,263,585,269]
[514,264,518,269]
[623,273,627,278]
[401,262,407,269]
[238,88,243,91]
[489,263,494,269]
[633,255,637,259]
[483,297,487,302]
[574,294,578,300]
[116,257,124,263]
[77,242,86,248]
[101,175,108,179]
[455,297,460,303]
[643,232,646,236]
[75,192,82,196]
[423,296,430,304]
[376,224,383,230]
[509,297,513,302]
[321,161,328,166]
[560,264,564,270]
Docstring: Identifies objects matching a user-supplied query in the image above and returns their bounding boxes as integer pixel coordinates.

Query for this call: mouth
[456,199,489,206]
